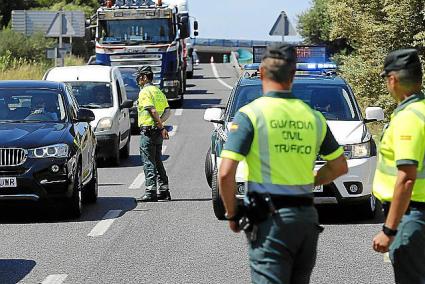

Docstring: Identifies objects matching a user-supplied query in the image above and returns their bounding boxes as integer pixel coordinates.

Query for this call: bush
[0,29,55,62]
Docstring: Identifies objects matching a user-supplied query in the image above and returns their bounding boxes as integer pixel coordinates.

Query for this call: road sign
[269,11,297,39]
[11,10,85,38]
[46,47,69,59]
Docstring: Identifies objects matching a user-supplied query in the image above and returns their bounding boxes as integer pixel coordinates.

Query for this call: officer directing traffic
[135,66,171,202]
[219,44,348,284]
[372,49,425,283]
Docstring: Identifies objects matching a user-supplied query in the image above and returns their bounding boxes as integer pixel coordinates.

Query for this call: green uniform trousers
[248,206,321,284]
[390,207,425,284]
[139,130,169,195]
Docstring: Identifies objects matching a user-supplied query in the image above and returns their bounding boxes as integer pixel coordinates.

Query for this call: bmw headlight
[28,144,69,159]
[344,141,371,159]
[96,117,113,132]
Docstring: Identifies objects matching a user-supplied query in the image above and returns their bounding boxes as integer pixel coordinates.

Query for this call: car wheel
[212,168,225,220]
[82,160,98,204]
[108,138,121,166]
[67,166,83,218]
[358,195,378,219]
[205,147,213,188]
[120,133,131,159]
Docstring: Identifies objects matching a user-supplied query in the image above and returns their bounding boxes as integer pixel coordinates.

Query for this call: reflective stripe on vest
[248,182,314,196]
[249,103,272,183]
[312,111,324,154]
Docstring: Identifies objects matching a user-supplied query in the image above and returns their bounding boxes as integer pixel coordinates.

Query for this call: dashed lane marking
[129,173,145,189]
[175,109,183,116]
[210,62,233,90]
[41,274,68,284]
[169,125,178,137]
[87,210,122,237]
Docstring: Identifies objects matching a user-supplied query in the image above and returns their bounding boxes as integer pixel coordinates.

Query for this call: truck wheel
[212,168,225,220]
[82,160,98,204]
[120,133,131,159]
[67,166,83,218]
[205,147,213,188]
[358,195,378,220]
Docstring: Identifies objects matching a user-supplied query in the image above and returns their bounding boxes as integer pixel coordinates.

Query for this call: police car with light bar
[204,46,385,220]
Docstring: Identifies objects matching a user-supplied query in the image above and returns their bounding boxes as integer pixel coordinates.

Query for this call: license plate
[313,185,323,193]
[0,177,17,188]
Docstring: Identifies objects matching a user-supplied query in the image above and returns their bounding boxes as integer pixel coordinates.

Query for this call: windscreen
[0,89,66,122]
[119,67,140,101]
[99,19,174,44]
[67,82,113,109]
[229,84,359,121]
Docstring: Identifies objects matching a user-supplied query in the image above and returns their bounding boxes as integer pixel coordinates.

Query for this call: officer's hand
[229,221,240,233]
[161,128,169,140]
[372,231,394,253]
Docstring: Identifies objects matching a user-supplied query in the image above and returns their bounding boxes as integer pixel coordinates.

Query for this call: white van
[44,65,133,166]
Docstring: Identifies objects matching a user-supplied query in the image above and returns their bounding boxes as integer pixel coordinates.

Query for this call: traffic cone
[210,56,214,63]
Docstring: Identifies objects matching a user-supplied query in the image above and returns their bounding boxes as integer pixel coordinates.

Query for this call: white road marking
[88,210,122,237]
[129,173,145,189]
[211,62,233,90]
[162,145,167,155]
[169,125,178,137]
[175,109,183,116]
[41,274,68,284]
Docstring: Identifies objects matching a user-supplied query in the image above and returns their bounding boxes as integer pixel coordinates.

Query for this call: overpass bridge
[190,38,281,63]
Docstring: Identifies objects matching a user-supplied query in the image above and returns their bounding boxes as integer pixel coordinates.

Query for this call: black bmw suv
[0,81,98,218]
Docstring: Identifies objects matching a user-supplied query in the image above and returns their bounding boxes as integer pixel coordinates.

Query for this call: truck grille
[110,53,162,85]
[0,148,27,167]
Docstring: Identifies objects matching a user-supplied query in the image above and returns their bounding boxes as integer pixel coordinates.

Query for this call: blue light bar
[243,63,260,71]
[296,62,337,71]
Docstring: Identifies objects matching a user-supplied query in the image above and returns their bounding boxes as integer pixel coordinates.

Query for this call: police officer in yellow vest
[219,44,348,284]
[372,49,425,283]
[135,66,171,202]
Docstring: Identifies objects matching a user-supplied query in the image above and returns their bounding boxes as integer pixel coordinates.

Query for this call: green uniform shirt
[373,93,425,202]
[138,84,169,127]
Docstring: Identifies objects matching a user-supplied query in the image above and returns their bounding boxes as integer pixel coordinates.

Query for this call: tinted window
[119,67,139,101]
[0,89,66,122]
[229,83,359,121]
[67,82,113,109]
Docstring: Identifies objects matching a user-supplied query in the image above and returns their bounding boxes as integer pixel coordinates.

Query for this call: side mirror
[204,107,224,124]
[179,15,189,38]
[365,107,384,123]
[194,21,199,31]
[120,99,133,109]
[194,31,199,37]
[77,108,95,122]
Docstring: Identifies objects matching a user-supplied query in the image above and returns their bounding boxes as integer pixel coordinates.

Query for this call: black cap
[380,49,422,77]
[262,43,297,63]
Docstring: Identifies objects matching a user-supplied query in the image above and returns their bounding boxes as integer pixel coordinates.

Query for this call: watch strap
[382,225,398,237]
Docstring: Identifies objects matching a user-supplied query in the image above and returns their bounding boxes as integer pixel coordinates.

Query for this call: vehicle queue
[0,44,424,283]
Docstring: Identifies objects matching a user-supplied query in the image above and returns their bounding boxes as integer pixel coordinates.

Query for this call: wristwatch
[382,225,398,237]
[225,212,238,221]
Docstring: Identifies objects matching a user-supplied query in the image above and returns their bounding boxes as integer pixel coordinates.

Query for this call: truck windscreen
[99,19,174,44]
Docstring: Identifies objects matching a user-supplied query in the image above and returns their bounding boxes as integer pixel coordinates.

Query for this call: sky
[189,0,312,42]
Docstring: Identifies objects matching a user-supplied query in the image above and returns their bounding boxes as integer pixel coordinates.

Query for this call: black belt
[382,201,425,216]
[270,195,313,208]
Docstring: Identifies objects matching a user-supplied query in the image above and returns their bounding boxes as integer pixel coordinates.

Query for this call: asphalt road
[0,63,393,284]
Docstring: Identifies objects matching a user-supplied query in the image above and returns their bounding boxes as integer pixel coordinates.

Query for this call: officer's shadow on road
[0,259,36,284]
[317,204,385,225]
[0,197,136,224]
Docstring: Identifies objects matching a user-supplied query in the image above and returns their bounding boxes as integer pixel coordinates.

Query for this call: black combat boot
[158,190,171,201]
[136,192,158,202]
